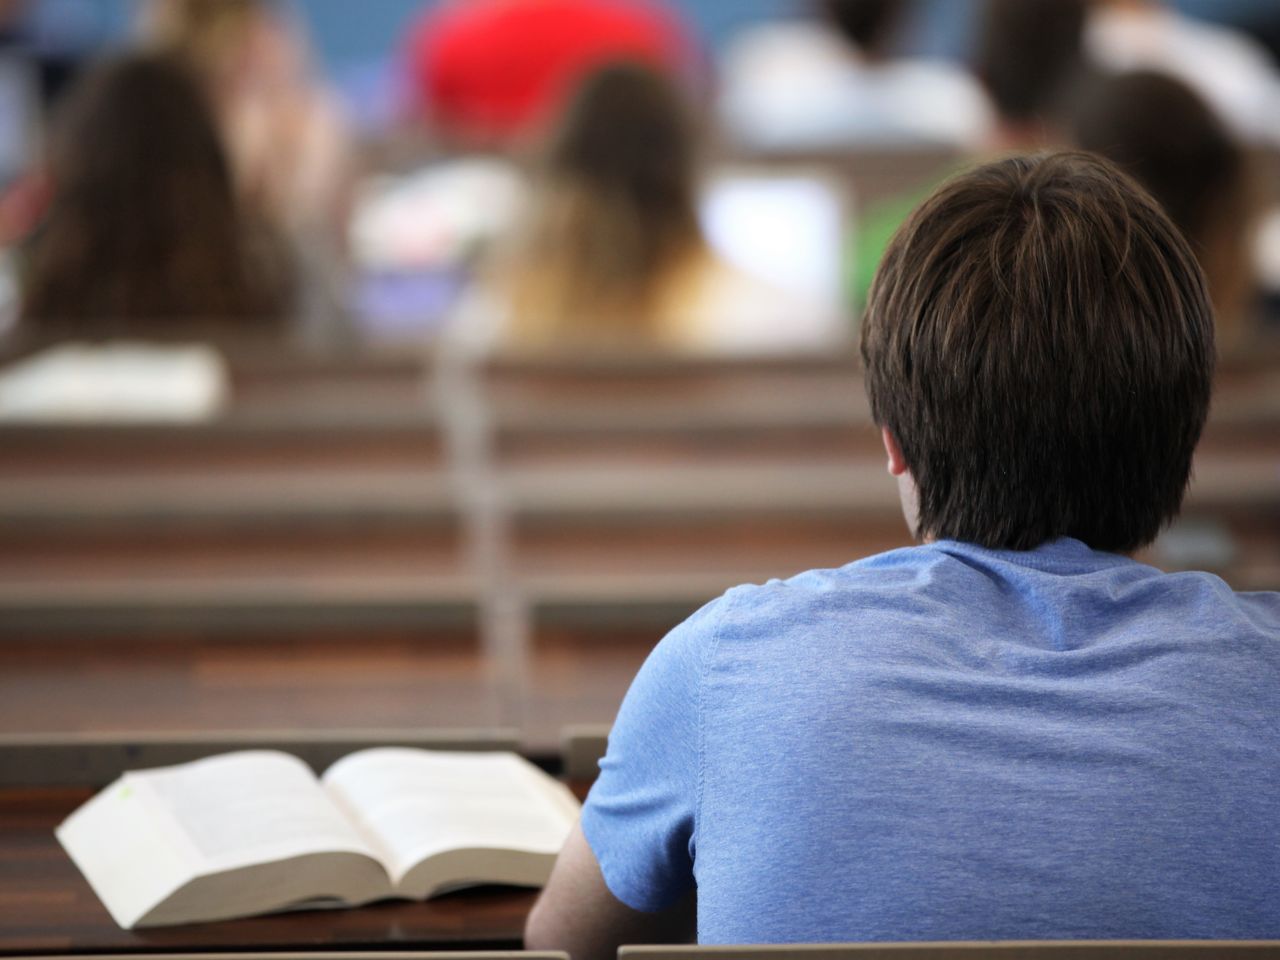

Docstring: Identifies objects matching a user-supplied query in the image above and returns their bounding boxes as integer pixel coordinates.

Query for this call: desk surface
[0,787,536,955]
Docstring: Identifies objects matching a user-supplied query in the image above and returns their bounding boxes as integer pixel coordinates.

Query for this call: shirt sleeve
[578,592,731,912]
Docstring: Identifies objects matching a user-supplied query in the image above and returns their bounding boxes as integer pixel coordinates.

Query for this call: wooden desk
[0,633,510,742]
[0,351,1273,750]
[0,625,642,759]
[0,418,445,477]
[0,465,469,638]
[0,787,534,955]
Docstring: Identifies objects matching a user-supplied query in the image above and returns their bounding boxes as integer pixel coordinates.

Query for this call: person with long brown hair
[19,52,290,337]
[470,61,834,354]
[140,0,353,344]
[139,0,352,244]
[1071,69,1256,347]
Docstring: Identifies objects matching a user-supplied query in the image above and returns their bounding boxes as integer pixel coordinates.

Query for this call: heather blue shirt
[580,538,1280,942]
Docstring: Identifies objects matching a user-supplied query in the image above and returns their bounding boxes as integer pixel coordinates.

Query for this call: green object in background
[848,159,977,320]
[849,183,940,318]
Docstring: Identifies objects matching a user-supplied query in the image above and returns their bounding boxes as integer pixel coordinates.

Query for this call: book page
[0,341,226,422]
[56,751,387,928]
[322,749,579,885]
[57,775,201,928]
[129,750,378,873]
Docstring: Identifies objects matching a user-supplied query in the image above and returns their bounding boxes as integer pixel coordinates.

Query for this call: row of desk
[0,353,897,763]
[0,349,1277,750]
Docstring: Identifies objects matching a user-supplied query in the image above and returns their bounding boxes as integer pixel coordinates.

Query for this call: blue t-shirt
[580,538,1280,942]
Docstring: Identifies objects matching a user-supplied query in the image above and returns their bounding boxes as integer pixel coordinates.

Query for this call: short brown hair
[861,152,1214,553]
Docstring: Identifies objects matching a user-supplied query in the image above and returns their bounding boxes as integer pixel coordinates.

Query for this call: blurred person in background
[0,0,53,188]
[1072,70,1257,352]
[142,0,352,245]
[0,0,100,331]
[718,0,993,152]
[1086,0,1280,147]
[453,62,837,355]
[975,0,1090,152]
[18,53,291,338]
[850,0,1088,312]
[141,0,354,344]
[406,0,700,149]
[0,0,76,104]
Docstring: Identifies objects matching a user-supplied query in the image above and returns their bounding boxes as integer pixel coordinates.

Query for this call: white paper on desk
[0,342,227,422]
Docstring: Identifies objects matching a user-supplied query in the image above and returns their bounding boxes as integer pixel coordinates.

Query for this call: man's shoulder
[709,544,946,631]
[706,541,1280,646]
[746,543,947,593]
[1234,587,1280,628]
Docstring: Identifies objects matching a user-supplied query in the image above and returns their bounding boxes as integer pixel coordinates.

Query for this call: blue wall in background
[27,0,808,65]
[24,0,1279,87]
[278,0,1280,70]
[303,0,807,69]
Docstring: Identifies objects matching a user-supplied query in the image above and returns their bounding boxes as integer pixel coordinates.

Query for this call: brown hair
[1071,70,1254,341]
[20,53,290,336]
[976,0,1087,129]
[496,62,705,348]
[861,152,1215,553]
[819,0,905,58]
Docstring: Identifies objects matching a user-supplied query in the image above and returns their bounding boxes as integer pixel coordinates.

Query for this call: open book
[0,342,227,422]
[56,748,580,929]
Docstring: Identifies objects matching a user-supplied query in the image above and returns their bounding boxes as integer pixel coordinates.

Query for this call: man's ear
[881,427,909,477]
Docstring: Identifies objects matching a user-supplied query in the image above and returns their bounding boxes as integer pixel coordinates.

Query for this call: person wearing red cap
[406,0,700,146]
